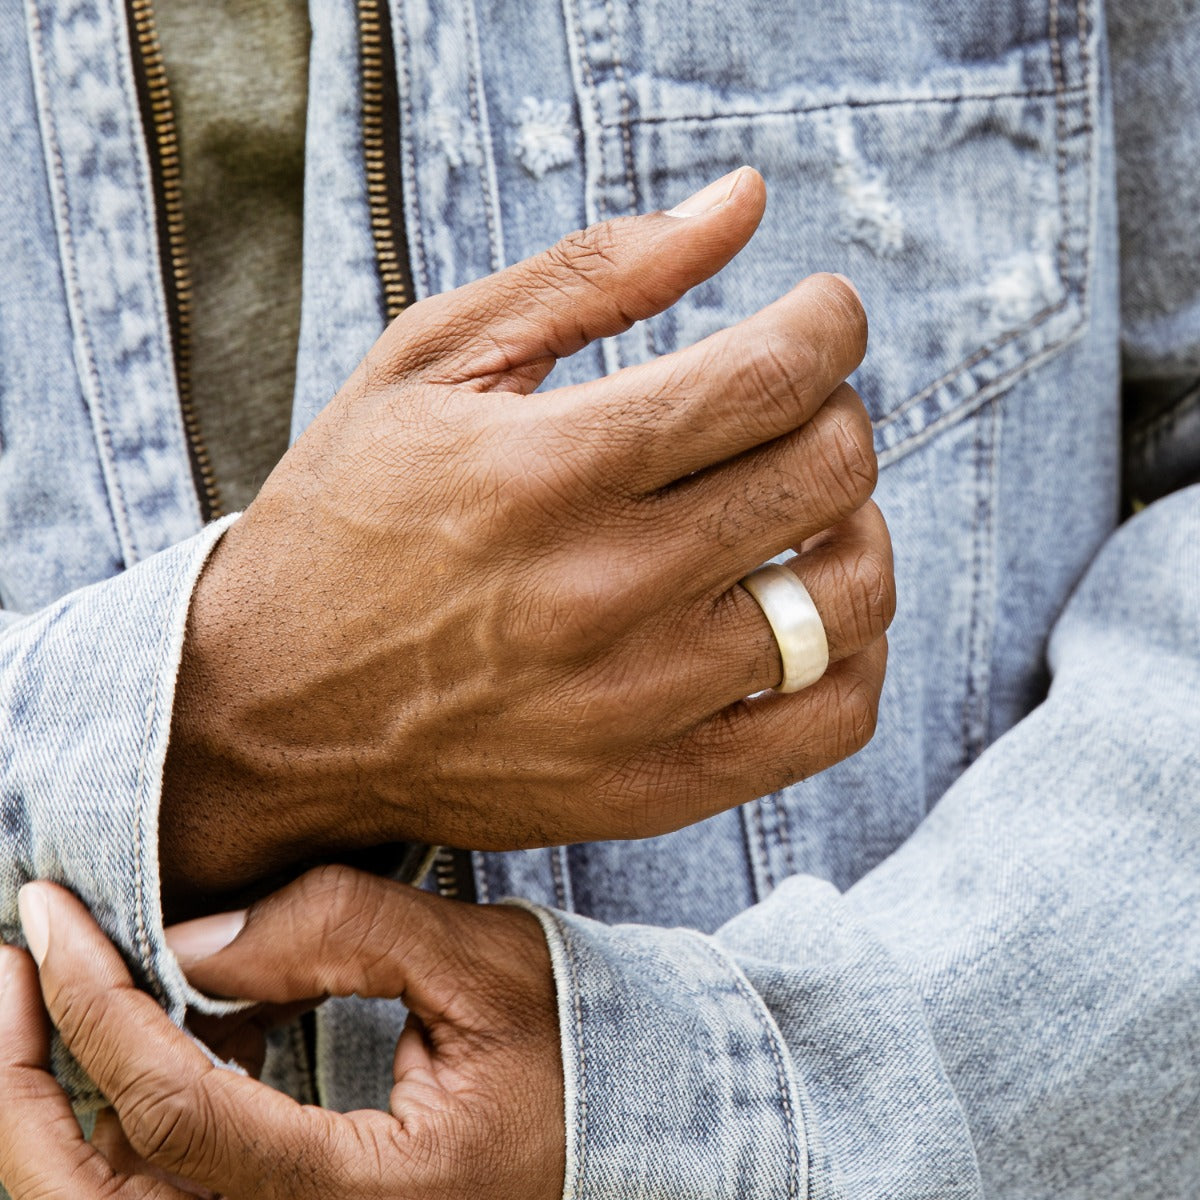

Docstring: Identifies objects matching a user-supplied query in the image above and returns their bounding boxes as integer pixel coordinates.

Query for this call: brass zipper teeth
[358,0,409,320]
[128,0,223,520]
[432,846,462,900]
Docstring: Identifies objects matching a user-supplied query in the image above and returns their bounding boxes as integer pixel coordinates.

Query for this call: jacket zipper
[127,0,442,896]
[125,0,223,521]
[358,0,414,321]
[431,845,476,901]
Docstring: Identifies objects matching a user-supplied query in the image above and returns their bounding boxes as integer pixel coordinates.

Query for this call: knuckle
[123,1080,212,1176]
[298,868,432,997]
[878,557,898,629]
[554,666,638,742]
[379,302,453,372]
[817,403,878,510]
[522,220,646,345]
[338,1122,416,1194]
[544,221,622,281]
[46,982,113,1075]
[280,866,402,993]
[811,272,869,365]
[835,547,895,645]
[492,430,601,526]
[294,862,363,914]
[596,755,692,839]
[763,753,808,796]
[739,329,822,432]
[702,700,752,760]
[832,672,881,757]
[576,373,689,487]
[702,479,789,552]
[305,867,388,952]
[525,555,627,655]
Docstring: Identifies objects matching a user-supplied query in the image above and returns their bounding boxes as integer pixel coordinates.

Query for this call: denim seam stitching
[472,851,493,904]
[877,0,1072,439]
[550,845,574,911]
[686,931,802,1199]
[1076,0,1095,329]
[874,299,1065,434]
[959,397,1001,769]
[566,4,606,219]
[598,0,658,359]
[461,0,505,274]
[131,582,180,1001]
[1049,0,1071,285]
[599,0,639,213]
[984,400,1002,746]
[739,802,769,904]
[874,0,1094,453]
[24,0,138,566]
[109,0,200,539]
[772,792,797,879]
[560,920,589,1197]
[959,406,987,767]
[622,83,1089,128]
[752,799,776,893]
[877,329,1088,467]
[393,1,432,299]
[563,0,627,374]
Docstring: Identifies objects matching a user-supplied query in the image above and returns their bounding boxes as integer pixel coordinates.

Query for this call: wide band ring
[738,563,829,693]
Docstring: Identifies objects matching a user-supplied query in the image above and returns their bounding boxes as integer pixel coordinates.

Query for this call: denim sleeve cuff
[523,879,985,1200]
[522,903,806,1199]
[1,516,244,1108]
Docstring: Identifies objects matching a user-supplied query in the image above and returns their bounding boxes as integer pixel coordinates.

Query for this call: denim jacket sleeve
[532,483,1200,1200]
[0,516,242,1106]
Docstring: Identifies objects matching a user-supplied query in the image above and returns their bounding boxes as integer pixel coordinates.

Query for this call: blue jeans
[1,0,1198,1195]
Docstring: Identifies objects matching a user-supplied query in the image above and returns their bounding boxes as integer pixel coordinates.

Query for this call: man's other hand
[163,166,892,901]
[0,870,563,1200]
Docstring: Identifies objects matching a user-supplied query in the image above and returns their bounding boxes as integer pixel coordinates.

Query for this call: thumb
[383,165,766,389]
[170,867,459,1018]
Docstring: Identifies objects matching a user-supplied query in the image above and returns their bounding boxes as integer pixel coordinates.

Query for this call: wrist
[159,522,377,913]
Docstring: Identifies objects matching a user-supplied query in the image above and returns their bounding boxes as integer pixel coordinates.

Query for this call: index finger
[549,271,868,494]
[18,885,402,1200]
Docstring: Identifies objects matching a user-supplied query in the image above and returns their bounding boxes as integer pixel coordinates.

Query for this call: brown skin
[0,175,894,1196]
[0,872,563,1200]
[160,169,892,909]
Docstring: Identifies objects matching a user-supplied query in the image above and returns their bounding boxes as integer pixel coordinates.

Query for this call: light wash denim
[2,0,1199,1196]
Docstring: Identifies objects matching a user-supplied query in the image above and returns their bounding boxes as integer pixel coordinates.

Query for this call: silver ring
[738,563,829,693]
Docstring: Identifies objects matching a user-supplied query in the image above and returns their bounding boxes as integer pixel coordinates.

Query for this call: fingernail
[664,166,747,217]
[831,273,863,303]
[18,884,50,967]
[166,910,247,970]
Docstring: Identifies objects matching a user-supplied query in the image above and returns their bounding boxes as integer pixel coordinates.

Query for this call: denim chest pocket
[564,0,1097,463]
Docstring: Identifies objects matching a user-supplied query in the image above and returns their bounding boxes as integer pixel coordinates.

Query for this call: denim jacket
[2,0,1198,1196]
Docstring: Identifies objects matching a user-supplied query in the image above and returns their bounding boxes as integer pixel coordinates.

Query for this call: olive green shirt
[156,0,310,514]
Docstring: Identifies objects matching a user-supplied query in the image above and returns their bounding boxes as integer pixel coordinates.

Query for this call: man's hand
[162,166,892,900]
[0,870,563,1200]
